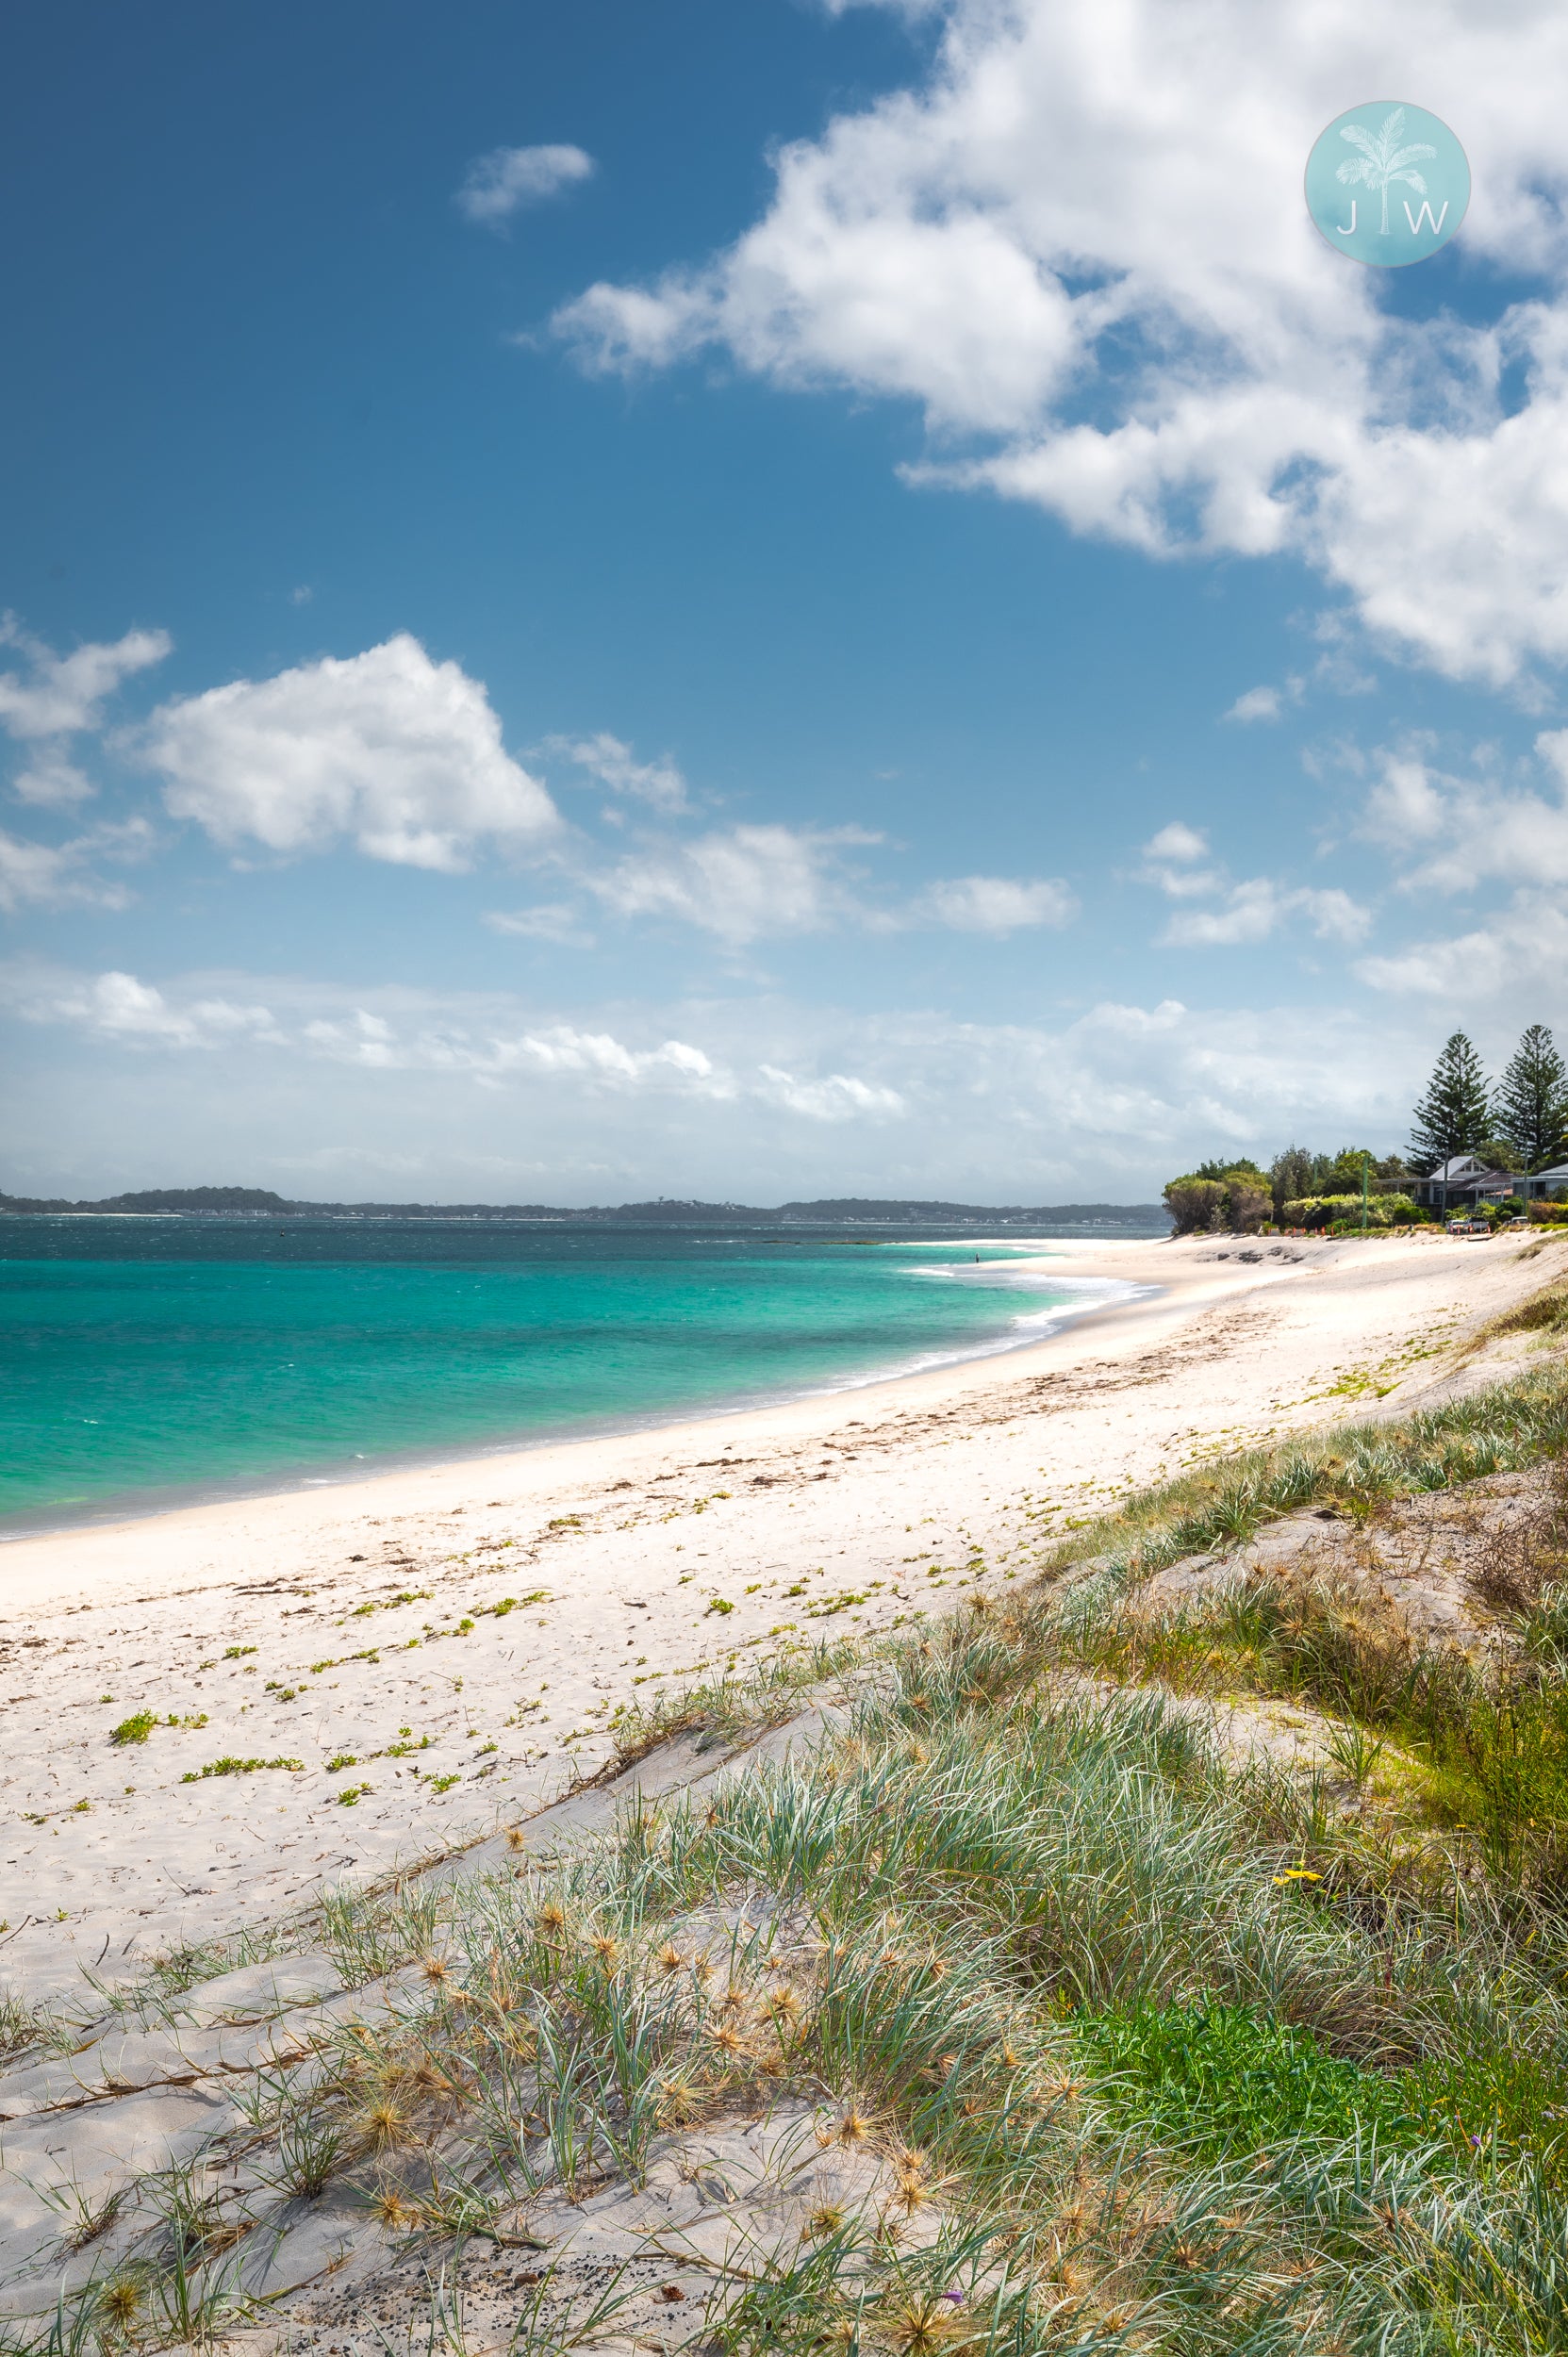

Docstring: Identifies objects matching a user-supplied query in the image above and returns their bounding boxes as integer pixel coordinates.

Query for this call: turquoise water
[0,1216,1153,1531]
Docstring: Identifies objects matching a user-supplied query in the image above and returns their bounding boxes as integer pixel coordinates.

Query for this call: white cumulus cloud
[0,818,153,913]
[1224,676,1304,724]
[141,634,558,872]
[1356,890,1568,1000]
[300,1009,719,1090]
[547,731,687,813]
[485,903,593,946]
[757,1064,906,1121]
[1344,732,1568,1011]
[1143,822,1209,865]
[9,959,1522,1190]
[553,0,1568,687]
[3,963,915,1136]
[1362,736,1568,893]
[912,874,1076,932]
[456,143,595,226]
[591,822,877,944]
[1139,821,1370,947]
[1140,824,1223,901]
[588,822,1074,944]
[42,968,283,1048]
[0,829,123,913]
[11,750,95,809]
[0,618,172,743]
[1163,880,1371,948]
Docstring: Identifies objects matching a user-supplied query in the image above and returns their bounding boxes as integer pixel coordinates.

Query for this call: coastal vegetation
[1166,1027,1568,1234]
[1163,1155,1422,1237]
[4,1251,1568,2352]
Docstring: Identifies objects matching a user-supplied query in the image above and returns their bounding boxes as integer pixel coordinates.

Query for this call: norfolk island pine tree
[1411,1031,1493,1174]
[1494,1024,1568,1172]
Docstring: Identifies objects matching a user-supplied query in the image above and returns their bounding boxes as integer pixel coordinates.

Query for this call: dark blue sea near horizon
[0,1213,1165,1534]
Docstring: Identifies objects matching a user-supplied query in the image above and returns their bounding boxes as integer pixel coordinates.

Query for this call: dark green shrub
[1164,1171,1271,1234]
[1164,1177,1227,1233]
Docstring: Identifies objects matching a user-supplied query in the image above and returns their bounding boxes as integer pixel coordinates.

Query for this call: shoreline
[0,1252,1151,1547]
[2,1228,1560,2001]
[0,1239,1240,1605]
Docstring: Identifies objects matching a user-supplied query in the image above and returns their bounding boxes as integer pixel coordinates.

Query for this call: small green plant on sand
[109,1710,158,1746]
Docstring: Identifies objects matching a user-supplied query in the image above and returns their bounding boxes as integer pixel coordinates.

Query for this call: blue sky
[4,0,1568,1203]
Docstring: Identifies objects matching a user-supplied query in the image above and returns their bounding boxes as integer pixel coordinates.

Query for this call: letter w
[1403,199,1449,236]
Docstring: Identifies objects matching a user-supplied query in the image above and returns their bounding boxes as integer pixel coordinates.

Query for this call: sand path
[1,1229,1557,2000]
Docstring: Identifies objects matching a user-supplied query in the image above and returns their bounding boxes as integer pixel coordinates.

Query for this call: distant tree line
[0,1187,1166,1224]
[1165,1023,1568,1236]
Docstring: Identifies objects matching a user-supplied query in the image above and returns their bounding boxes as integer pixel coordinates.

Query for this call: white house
[1411,1154,1568,1207]
[1410,1155,1514,1208]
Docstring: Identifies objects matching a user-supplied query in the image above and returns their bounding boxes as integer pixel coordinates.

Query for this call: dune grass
[604,1631,864,1766]
[1058,1444,1568,1893]
[8,1645,1568,2353]
[230,1641,1568,2351]
[1043,1356,1568,1586]
[7,1335,1568,2353]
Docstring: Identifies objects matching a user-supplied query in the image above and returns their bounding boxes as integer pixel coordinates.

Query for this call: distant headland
[0,1184,1164,1226]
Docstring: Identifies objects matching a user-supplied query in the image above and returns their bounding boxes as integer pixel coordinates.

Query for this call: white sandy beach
[2,1228,1562,2000]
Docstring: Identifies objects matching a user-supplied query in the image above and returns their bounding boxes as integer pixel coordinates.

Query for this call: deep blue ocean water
[0,1215,1162,1532]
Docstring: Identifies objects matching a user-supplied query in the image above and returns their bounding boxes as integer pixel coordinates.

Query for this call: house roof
[1423,1162,1519,1194]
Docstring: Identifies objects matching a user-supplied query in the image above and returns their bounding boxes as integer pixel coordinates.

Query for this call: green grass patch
[179,1755,304,1782]
[1078,1999,1426,2160]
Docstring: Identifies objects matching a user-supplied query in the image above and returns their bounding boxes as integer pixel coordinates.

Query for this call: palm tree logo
[1335,107,1437,236]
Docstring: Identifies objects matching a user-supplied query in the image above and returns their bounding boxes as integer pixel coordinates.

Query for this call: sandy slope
[1,1228,1560,2001]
